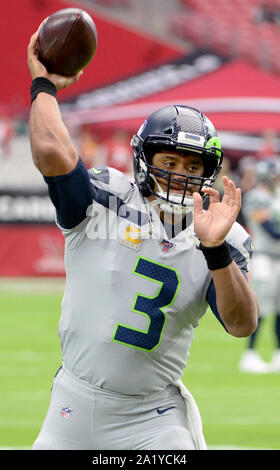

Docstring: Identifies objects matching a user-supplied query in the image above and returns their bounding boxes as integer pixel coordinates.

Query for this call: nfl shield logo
[160,239,174,252]
[60,407,73,420]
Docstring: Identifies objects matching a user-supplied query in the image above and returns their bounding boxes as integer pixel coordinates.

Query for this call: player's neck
[146,195,184,225]
[159,210,185,227]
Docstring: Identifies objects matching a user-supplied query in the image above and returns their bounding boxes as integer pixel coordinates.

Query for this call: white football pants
[32,366,206,450]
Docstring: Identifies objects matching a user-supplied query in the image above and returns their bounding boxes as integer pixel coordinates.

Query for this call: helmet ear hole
[163,127,173,135]
[140,176,154,197]
[143,145,157,164]
[203,161,217,178]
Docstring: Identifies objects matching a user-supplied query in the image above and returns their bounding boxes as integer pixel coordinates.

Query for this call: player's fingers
[28,30,40,52]
[27,34,38,71]
[27,31,48,79]
[52,71,83,90]
[72,71,83,82]
[229,180,241,209]
[224,175,239,192]
[27,32,41,70]
[39,17,49,31]
[235,187,242,211]
[201,186,220,204]
[64,71,83,87]
[222,176,238,204]
[222,178,242,215]
[28,17,48,57]
[192,191,203,214]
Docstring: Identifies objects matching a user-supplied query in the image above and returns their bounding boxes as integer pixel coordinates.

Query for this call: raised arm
[193,176,259,338]
[27,28,82,176]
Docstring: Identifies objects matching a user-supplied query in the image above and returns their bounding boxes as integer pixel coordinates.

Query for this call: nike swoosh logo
[157,406,176,415]
[92,167,102,175]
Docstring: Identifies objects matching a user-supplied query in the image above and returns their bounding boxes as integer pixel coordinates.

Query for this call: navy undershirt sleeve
[206,280,227,330]
[44,157,94,229]
[206,270,248,330]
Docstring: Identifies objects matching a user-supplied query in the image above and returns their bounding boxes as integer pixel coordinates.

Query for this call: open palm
[193,176,241,246]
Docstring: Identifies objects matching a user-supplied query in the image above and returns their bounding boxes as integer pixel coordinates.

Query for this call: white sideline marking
[0,277,65,293]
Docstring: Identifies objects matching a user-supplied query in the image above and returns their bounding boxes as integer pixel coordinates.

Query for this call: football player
[239,159,280,373]
[27,28,259,450]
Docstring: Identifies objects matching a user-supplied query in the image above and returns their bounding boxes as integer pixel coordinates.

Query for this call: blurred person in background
[106,128,133,176]
[257,129,279,160]
[213,155,234,198]
[235,156,257,229]
[213,155,252,229]
[78,125,107,169]
[0,112,13,159]
[253,0,280,26]
[239,158,280,373]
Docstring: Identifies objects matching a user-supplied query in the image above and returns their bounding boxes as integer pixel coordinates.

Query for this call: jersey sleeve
[225,221,253,272]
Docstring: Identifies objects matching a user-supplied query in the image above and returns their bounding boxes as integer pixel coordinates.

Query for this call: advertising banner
[0,190,64,277]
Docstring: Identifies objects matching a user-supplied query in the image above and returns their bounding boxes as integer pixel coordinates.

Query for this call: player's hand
[27,28,83,90]
[193,176,241,246]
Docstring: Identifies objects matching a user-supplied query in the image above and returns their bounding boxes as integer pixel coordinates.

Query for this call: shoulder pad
[88,166,133,201]
[226,222,253,271]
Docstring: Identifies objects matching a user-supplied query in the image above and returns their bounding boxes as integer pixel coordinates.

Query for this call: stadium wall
[0,0,183,112]
[0,190,64,277]
[0,225,65,277]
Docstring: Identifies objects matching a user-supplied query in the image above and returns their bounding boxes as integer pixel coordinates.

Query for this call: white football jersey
[57,166,251,395]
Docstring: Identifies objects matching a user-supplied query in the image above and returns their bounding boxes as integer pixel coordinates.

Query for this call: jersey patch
[120,225,143,251]
[160,239,175,251]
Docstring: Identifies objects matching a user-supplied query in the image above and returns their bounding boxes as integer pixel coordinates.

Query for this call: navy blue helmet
[131,105,223,208]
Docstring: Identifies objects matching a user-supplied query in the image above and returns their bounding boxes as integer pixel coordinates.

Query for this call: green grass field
[0,279,279,450]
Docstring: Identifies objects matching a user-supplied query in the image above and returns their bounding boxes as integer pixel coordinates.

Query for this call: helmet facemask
[132,134,223,214]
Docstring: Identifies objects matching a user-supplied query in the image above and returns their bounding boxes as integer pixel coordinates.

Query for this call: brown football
[36,8,97,76]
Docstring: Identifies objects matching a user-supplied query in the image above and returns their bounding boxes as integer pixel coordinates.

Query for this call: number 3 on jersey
[112,257,180,351]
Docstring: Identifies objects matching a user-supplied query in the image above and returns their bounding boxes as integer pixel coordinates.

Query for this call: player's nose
[174,162,187,176]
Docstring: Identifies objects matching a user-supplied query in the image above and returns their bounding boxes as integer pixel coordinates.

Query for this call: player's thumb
[53,71,83,90]
[68,71,83,86]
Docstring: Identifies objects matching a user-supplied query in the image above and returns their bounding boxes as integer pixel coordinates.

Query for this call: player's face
[151,150,204,196]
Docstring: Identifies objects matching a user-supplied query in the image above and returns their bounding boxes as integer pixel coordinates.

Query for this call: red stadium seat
[176,0,280,72]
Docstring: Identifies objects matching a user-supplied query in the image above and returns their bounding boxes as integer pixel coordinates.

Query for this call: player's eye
[163,160,176,169]
[186,164,201,173]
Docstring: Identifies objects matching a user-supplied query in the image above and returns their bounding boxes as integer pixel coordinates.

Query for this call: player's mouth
[169,188,192,196]
[158,179,196,196]
[152,169,205,200]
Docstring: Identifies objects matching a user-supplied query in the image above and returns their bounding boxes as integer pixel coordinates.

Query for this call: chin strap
[149,174,194,215]
[155,193,194,215]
